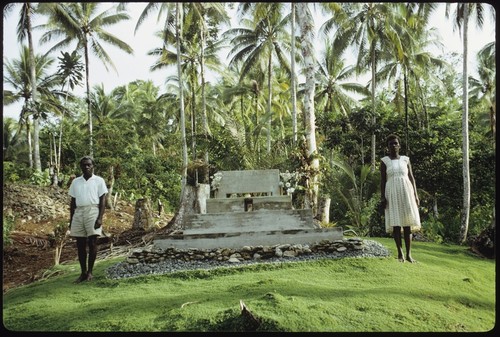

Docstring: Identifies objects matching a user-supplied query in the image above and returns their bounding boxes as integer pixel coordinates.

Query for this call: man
[69,156,108,283]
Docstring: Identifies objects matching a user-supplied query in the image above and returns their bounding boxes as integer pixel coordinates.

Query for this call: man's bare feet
[86,273,93,281]
[406,256,417,263]
[74,274,87,283]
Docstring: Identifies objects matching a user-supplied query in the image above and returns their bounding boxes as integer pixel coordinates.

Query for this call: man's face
[80,159,93,175]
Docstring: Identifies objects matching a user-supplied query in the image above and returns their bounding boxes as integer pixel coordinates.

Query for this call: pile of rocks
[126,238,366,264]
[105,238,391,280]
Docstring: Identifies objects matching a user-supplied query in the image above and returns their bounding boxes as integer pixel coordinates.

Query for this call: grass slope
[2,238,495,332]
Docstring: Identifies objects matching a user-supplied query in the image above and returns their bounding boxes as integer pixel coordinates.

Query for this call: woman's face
[388,138,400,153]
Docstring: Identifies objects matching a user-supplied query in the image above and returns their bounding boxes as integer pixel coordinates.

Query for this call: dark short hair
[386,134,400,145]
[79,156,95,165]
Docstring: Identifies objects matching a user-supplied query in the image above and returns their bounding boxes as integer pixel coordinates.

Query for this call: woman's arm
[380,161,387,209]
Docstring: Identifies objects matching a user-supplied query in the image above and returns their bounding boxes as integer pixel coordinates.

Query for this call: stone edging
[126,238,366,265]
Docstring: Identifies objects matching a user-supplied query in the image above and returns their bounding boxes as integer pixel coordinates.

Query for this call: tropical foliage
[3,3,495,244]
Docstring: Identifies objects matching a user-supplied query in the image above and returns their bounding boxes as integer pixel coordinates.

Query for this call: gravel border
[106,239,391,280]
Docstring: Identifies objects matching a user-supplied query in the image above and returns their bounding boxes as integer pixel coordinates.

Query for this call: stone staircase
[154,169,343,250]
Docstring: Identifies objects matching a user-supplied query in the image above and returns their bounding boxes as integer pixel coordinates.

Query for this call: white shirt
[69,174,108,206]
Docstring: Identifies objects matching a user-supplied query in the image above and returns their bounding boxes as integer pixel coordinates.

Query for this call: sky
[2,2,496,121]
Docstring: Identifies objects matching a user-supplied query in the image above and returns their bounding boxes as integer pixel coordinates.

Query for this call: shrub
[3,214,15,247]
[47,220,70,266]
[30,169,51,186]
[420,216,445,243]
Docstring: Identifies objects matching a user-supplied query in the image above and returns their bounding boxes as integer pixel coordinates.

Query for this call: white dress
[382,155,421,233]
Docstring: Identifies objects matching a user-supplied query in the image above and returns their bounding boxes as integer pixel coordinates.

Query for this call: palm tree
[112,80,171,156]
[3,46,62,170]
[219,64,268,163]
[54,50,84,180]
[184,3,229,182]
[139,3,227,181]
[330,155,374,236]
[134,2,199,227]
[38,2,133,156]
[290,3,298,145]
[315,37,370,119]
[327,3,397,170]
[175,2,190,222]
[224,2,291,153]
[376,3,448,150]
[296,3,320,214]
[469,42,496,150]
[445,2,495,244]
[8,3,42,171]
[3,117,28,163]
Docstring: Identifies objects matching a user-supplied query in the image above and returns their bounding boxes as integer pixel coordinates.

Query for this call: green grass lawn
[2,238,495,332]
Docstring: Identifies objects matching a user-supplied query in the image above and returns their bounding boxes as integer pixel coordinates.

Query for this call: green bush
[3,214,15,247]
[468,203,494,237]
[3,161,36,183]
[30,169,51,186]
[420,216,445,243]
[3,161,20,182]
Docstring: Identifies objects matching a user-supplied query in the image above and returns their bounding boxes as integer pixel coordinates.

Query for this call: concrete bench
[213,169,281,198]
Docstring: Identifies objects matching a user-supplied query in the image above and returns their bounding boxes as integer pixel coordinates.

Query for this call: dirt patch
[3,183,172,293]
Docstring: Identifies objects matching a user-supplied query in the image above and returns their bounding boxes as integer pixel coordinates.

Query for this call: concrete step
[154,227,343,250]
[184,209,315,234]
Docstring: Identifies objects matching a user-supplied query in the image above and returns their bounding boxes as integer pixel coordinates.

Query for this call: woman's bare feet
[406,255,417,263]
[86,272,93,281]
[74,273,87,283]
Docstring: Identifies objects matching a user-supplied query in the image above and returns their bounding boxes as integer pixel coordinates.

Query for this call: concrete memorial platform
[154,169,343,250]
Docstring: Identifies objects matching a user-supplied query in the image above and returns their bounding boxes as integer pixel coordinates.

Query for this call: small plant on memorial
[279,170,303,196]
[210,171,223,191]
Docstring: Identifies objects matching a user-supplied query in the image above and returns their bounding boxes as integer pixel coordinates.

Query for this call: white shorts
[70,205,102,237]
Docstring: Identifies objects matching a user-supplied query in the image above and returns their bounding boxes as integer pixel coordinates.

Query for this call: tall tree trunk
[177,2,188,190]
[26,3,41,171]
[266,54,273,153]
[167,2,190,229]
[460,4,471,244]
[404,70,410,154]
[26,120,33,169]
[199,22,210,184]
[291,3,297,145]
[190,72,197,164]
[84,38,93,157]
[58,84,70,178]
[370,50,376,171]
[133,198,153,230]
[297,3,319,216]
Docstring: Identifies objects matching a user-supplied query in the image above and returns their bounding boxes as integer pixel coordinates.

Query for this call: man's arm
[69,197,76,228]
[95,194,107,229]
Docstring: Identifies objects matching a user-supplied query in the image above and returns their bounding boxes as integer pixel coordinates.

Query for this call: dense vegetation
[3,3,496,244]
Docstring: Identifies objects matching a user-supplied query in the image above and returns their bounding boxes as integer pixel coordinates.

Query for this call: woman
[380,134,421,263]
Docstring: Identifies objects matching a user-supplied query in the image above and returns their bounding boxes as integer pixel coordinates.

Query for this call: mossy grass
[3,238,495,332]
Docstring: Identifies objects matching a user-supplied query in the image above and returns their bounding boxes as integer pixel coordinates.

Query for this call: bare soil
[3,183,172,293]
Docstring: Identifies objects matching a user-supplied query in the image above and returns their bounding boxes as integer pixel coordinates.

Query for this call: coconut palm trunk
[291,3,297,145]
[297,3,319,215]
[460,4,471,243]
[25,3,41,171]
